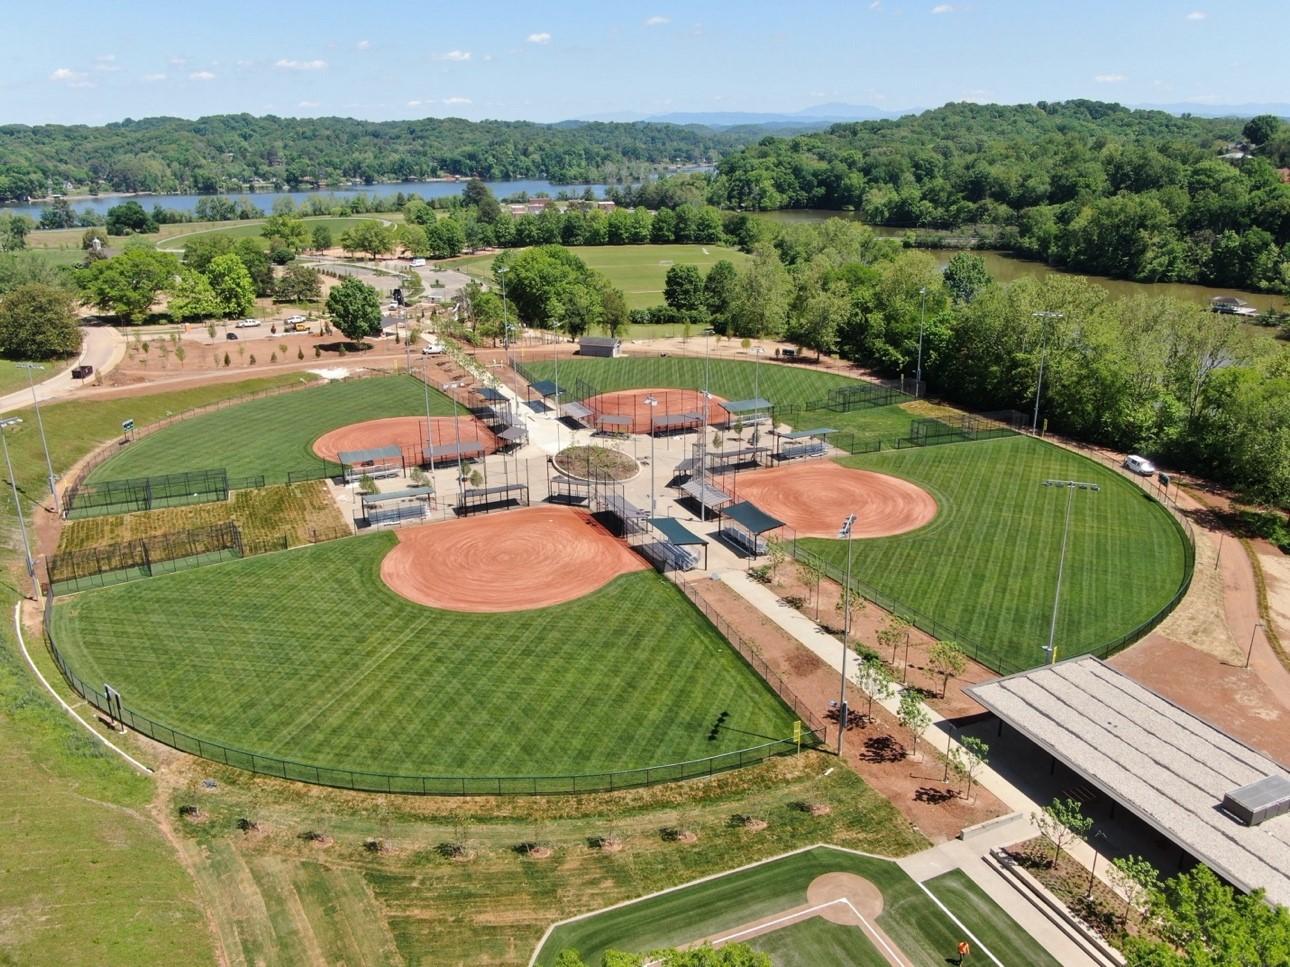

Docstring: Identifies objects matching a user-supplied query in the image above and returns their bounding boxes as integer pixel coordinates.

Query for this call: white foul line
[12,602,153,774]
[705,898,906,967]
[916,878,1005,967]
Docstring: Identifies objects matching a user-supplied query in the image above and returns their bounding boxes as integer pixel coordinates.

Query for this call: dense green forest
[0,114,748,201]
[703,101,1290,291]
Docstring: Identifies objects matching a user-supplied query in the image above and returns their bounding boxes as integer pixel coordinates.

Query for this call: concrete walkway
[0,325,126,415]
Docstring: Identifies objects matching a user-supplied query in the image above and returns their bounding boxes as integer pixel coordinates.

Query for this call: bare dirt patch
[379,506,647,612]
[727,463,938,539]
[311,415,499,463]
[806,872,885,921]
[584,387,729,435]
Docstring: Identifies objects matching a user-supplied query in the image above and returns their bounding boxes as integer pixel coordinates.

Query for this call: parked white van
[1123,454,1156,476]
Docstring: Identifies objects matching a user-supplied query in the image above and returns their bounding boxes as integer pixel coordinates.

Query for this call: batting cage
[47,522,245,595]
[825,381,908,411]
[903,410,1027,447]
[63,468,231,519]
[339,445,405,483]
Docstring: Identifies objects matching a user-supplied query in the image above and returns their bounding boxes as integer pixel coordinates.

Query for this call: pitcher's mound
[585,388,728,435]
[312,416,498,463]
[380,507,647,612]
[731,463,937,538]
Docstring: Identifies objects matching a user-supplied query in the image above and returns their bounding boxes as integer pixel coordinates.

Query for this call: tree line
[0,114,749,202]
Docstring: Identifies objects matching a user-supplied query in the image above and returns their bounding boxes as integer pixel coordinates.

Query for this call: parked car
[410,258,426,268]
[421,342,445,355]
[225,332,239,341]
[71,365,93,380]
[285,314,307,325]
[1123,454,1156,476]
[236,318,262,328]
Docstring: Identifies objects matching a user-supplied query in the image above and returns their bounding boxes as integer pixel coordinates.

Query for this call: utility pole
[18,363,59,514]
[915,286,927,399]
[1031,311,1064,434]
[0,418,39,599]
[643,395,658,514]
[1040,479,1099,664]
[836,514,857,754]
[497,264,510,350]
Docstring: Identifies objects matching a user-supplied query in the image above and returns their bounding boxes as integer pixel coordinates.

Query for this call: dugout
[425,441,487,466]
[594,413,633,435]
[547,472,590,505]
[719,397,773,428]
[775,427,837,461]
[455,482,530,516]
[339,445,405,483]
[359,486,434,527]
[528,378,564,412]
[560,401,596,428]
[643,516,708,571]
[651,410,703,436]
[497,424,528,449]
[719,500,785,558]
[679,477,732,518]
[596,491,650,539]
[704,445,770,473]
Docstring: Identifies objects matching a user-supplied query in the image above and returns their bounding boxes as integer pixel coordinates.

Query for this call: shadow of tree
[860,734,906,763]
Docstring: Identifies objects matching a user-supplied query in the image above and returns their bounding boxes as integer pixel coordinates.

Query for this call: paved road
[0,326,126,415]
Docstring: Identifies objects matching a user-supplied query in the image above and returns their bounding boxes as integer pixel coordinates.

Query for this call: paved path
[0,326,126,415]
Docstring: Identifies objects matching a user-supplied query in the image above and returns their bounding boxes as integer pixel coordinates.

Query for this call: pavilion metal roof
[781,427,838,440]
[361,486,434,505]
[338,445,403,465]
[721,500,785,535]
[650,517,708,546]
[720,398,773,413]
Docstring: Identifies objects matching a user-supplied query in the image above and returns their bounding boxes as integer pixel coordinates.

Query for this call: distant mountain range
[573,103,913,128]
[570,101,1290,129]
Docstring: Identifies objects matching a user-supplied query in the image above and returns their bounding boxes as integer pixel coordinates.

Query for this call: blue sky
[8,1,1285,125]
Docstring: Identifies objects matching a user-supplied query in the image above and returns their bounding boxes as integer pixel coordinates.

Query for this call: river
[759,209,1288,314]
[3,178,612,220]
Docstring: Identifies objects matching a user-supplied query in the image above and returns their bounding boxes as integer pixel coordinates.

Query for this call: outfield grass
[156,215,386,252]
[745,917,889,966]
[454,244,750,310]
[801,436,1188,670]
[24,214,389,253]
[535,845,1058,966]
[85,374,455,485]
[51,533,799,779]
[925,869,1063,967]
[522,355,918,441]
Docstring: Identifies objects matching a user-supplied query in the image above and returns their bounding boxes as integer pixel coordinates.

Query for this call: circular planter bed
[552,445,640,483]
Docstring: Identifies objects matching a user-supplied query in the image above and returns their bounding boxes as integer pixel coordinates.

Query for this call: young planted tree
[897,689,931,761]
[795,556,824,620]
[835,580,865,640]
[1031,796,1093,868]
[949,735,989,801]
[1107,855,1158,923]
[853,656,894,720]
[876,617,905,665]
[764,534,787,582]
[928,639,967,698]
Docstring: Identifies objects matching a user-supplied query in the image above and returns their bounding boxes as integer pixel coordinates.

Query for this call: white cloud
[298,100,320,108]
[274,58,328,71]
[168,56,186,66]
[442,96,472,105]
[407,99,425,107]
[644,15,669,26]
[931,3,954,12]
[142,73,167,82]
[869,0,881,8]
[1094,72,1127,83]
[526,32,552,44]
[434,50,472,61]
[95,54,120,72]
[356,39,371,50]
[189,70,216,81]
[1185,10,1207,19]
[49,67,87,83]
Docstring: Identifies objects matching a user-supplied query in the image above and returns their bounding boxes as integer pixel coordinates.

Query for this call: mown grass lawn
[924,869,1064,967]
[800,436,1189,671]
[522,355,918,442]
[51,533,799,780]
[454,244,750,310]
[85,374,456,484]
[535,845,1058,966]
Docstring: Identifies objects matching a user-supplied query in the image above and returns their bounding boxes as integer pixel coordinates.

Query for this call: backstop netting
[47,522,245,595]
[64,468,231,519]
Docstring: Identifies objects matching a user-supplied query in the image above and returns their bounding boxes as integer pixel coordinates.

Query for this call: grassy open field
[51,533,800,779]
[154,215,387,252]
[801,436,1189,670]
[24,213,393,254]
[454,244,750,310]
[85,373,455,485]
[522,355,920,442]
[535,845,1060,966]
[745,916,891,966]
[0,356,75,396]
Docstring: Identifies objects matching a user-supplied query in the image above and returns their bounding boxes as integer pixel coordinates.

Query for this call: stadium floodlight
[835,513,858,754]
[0,417,38,599]
[643,395,658,514]
[1031,311,1064,434]
[1039,479,1099,664]
[17,363,58,514]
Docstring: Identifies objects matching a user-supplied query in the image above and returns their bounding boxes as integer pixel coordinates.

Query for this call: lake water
[3,178,612,220]
[760,209,1289,313]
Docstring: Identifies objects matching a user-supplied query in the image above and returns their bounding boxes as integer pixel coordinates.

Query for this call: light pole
[0,418,39,599]
[18,363,59,514]
[915,286,927,399]
[1031,311,1064,435]
[1245,622,1264,669]
[751,345,765,403]
[443,380,465,485]
[643,395,658,514]
[1041,479,1100,664]
[836,514,857,755]
[497,264,510,349]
